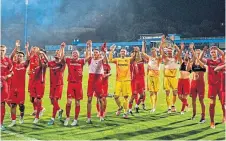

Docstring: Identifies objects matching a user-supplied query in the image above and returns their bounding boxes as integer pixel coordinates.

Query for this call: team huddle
[0,36,225,131]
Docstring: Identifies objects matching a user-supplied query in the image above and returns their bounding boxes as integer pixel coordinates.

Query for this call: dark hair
[93,48,100,52]
[40,48,47,54]
[17,51,25,56]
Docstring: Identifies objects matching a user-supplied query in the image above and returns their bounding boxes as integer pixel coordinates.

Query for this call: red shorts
[50,85,63,99]
[87,74,103,97]
[131,78,145,95]
[8,88,25,104]
[208,82,221,99]
[190,80,205,99]
[1,81,9,103]
[30,82,45,98]
[178,78,190,95]
[67,82,83,100]
[102,83,108,97]
[221,91,225,105]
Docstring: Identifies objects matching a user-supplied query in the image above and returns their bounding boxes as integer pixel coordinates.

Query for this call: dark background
[1,0,225,48]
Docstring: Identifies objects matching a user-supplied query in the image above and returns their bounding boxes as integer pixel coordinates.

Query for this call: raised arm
[85,40,92,62]
[39,51,48,68]
[159,35,167,60]
[189,43,196,63]
[109,44,117,63]
[23,42,30,67]
[141,40,149,60]
[199,46,208,64]
[141,40,146,53]
[25,42,30,59]
[187,43,196,71]
[176,43,184,64]
[211,46,225,59]
[10,40,20,60]
[59,42,66,63]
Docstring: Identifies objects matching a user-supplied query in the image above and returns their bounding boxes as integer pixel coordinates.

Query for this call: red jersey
[130,61,145,80]
[66,58,85,83]
[11,61,29,90]
[31,65,47,84]
[1,57,13,77]
[29,54,39,72]
[103,64,111,83]
[220,64,225,92]
[130,62,138,81]
[136,61,145,79]
[48,61,66,87]
[207,58,222,85]
[1,57,13,83]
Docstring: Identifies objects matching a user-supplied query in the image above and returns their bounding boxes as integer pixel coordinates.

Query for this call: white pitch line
[1,130,38,141]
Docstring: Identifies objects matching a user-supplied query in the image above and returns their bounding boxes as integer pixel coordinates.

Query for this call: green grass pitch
[1,64,225,140]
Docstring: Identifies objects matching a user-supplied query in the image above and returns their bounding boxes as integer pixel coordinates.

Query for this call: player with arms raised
[7,41,30,127]
[47,42,66,125]
[63,41,91,126]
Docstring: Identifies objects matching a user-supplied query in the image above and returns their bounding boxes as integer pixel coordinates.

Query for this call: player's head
[16,51,25,62]
[184,52,190,62]
[55,50,61,59]
[72,50,79,59]
[210,46,218,59]
[39,48,46,59]
[30,46,40,56]
[120,48,127,57]
[151,48,157,57]
[166,48,173,57]
[0,45,7,58]
[93,49,100,59]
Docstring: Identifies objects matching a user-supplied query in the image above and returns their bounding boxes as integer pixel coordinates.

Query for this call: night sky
[1,0,225,48]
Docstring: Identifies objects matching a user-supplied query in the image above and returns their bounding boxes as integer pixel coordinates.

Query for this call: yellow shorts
[148,76,159,92]
[115,81,132,97]
[164,76,178,91]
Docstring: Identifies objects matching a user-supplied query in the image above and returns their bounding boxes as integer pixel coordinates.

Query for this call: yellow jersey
[109,53,131,81]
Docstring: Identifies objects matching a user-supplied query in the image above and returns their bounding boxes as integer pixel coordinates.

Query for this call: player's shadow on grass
[190,130,225,140]
[57,127,115,136]
[94,121,197,140]
[152,126,210,140]
[216,137,226,140]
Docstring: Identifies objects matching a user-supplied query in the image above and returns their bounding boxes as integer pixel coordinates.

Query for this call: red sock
[181,98,187,111]
[100,107,104,117]
[201,103,205,119]
[87,112,91,118]
[96,103,100,113]
[52,100,60,118]
[75,105,80,120]
[66,104,71,118]
[1,104,5,125]
[129,103,133,109]
[209,103,215,123]
[35,99,42,119]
